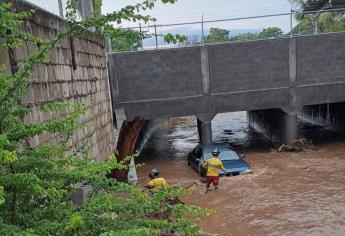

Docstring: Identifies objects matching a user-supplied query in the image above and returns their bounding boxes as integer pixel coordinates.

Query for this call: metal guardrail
[15,1,345,51]
[117,7,345,50]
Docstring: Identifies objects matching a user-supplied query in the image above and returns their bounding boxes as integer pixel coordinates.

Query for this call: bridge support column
[197,114,216,145]
[248,109,297,144]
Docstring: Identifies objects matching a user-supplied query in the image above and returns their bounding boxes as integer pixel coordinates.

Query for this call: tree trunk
[109,117,144,182]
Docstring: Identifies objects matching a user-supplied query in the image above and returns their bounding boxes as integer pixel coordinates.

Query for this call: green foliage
[106,26,144,52]
[289,0,345,34]
[164,33,188,44]
[92,0,103,16]
[229,32,260,42]
[292,12,345,34]
[230,27,284,42]
[0,1,208,235]
[204,27,230,43]
[105,29,188,52]
[317,12,345,32]
[204,27,283,44]
[105,25,187,52]
[0,186,5,205]
[258,27,283,39]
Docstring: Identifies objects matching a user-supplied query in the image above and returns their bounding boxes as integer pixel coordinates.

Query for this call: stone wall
[1,1,117,161]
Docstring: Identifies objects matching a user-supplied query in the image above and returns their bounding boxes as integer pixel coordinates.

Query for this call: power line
[149,4,291,18]
[117,5,292,28]
[121,7,345,30]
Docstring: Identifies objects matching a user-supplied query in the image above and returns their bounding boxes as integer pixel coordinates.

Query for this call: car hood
[220,159,251,174]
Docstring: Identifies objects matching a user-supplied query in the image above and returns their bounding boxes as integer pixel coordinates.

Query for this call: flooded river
[137,112,345,235]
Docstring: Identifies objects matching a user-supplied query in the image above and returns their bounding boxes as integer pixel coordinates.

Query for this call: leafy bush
[0,2,207,235]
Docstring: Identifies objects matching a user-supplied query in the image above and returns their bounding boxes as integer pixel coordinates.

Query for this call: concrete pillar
[282,112,298,144]
[197,113,215,145]
[248,109,297,144]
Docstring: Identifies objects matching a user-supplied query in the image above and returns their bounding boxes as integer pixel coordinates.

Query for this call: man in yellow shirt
[202,148,225,192]
[146,168,168,191]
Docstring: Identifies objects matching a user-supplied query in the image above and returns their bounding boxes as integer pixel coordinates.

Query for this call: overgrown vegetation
[230,27,283,42]
[289,0,345,34]
[203,28,230,43]
[199,26,284,44]
[106,27,145,51]
[0,1,207,235]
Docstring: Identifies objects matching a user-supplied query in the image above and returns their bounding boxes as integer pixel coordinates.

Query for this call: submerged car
[187,143,252,177]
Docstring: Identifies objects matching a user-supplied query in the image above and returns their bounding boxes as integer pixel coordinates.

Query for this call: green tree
[230,32,259,42]
[289,0,345,34]
[106,26,144,52]
[258,27,283,39]
[0,1,207,235]
[229,27,284,42]
[204,27,230,43]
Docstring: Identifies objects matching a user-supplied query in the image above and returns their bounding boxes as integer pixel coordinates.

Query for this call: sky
[101,0,295,32]
[26,0,296,35]
[24,0,296,47]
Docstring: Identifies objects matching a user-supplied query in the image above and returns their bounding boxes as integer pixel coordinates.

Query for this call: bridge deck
[108,32,345,120]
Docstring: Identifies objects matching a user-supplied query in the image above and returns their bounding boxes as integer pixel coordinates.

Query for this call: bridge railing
[109,7,345,51]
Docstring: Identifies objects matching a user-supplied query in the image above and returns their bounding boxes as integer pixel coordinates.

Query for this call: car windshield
[203,149,239,161]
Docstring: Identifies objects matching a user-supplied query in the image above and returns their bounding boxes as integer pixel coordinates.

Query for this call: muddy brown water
[137,112,345,235]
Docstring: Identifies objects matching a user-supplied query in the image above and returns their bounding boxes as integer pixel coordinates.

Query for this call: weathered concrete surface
[197,114,216,145]
[248,109,298,144]
[108,32,345,121]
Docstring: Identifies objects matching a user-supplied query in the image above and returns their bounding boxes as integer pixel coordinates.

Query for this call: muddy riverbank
[137,112,345,235]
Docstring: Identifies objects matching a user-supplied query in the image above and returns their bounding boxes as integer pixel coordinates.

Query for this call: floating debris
[223,129,234,135]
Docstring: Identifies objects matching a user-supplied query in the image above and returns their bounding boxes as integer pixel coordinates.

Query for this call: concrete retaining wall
[2,1,117,161]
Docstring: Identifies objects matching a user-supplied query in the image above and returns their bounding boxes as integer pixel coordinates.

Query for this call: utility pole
[201,14,205,43]
[290,7,293,37]
[139,23,143,50]
[58,0,64,18]
[313,14,318,34]
[107,37,112,53]
[154,24,158,49]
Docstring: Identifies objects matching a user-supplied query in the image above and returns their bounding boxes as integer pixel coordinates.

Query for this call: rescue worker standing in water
[146,168,168,191]
[202,148,225,192]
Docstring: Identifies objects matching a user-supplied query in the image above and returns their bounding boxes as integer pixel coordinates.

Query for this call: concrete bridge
[107,32,345,145]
